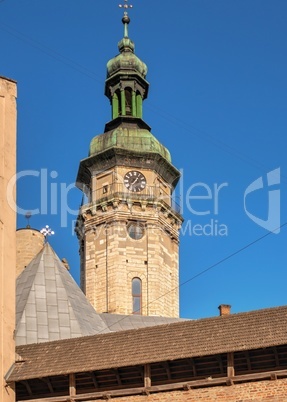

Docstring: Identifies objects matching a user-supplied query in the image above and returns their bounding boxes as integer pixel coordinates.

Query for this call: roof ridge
[16,243,109,346]
[11,303,287,381]
[15,303,287,350]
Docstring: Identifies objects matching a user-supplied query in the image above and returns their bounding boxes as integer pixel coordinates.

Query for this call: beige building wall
[0,76,17,402]
[16,228,44,277]
[79,166,182,318]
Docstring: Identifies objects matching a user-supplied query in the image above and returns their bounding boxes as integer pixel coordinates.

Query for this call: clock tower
[76,10,183,317]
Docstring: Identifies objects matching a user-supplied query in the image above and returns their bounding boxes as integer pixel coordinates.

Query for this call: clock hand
[131,177,139,185]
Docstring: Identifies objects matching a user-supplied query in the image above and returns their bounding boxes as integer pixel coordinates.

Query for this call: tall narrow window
[132,277,142,315]
[125,88,132,116]
[115,89,122,116]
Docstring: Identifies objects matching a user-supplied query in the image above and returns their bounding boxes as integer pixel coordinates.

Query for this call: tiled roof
[15,243,110,345]
[9,305,287,382]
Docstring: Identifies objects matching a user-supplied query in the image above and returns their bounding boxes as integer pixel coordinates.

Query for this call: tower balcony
[85,183,182,217]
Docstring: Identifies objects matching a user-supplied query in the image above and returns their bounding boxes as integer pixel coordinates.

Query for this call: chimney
[218,304,231,316]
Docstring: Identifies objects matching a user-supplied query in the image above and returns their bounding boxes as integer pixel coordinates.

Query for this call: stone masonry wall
[16,228,44,276]
[0,76,17,402]
[79,163,182,317]
[83,205,180,317]
[94,379,287,401]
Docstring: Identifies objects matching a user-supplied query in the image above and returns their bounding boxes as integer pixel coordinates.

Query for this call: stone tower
[76,13,183,317]
[0,76,17,402]
[16,228,44,277]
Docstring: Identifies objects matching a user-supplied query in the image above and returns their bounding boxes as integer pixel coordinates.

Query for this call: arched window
[125,88,132,116]
[115,89,122,116]
[132,277,142,315]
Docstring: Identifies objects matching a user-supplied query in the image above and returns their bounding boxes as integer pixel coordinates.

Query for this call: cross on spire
[119,0,133,17]
[40,225,55,242]
[119,0,133,38]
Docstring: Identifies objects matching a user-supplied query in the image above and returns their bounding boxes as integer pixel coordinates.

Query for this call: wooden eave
[14,344,287,401]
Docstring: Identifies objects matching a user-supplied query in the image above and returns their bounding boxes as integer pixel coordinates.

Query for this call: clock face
[124,171,147,192]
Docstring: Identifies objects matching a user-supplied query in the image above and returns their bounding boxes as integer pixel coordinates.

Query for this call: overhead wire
[0,20,283,179]
[97,222,287,334]
[0,19,285,331]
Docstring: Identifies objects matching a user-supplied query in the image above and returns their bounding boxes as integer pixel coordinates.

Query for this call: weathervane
[40,225,55,242]
[119,0,133,17]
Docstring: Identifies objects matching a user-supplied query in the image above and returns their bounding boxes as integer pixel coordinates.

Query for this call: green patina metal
[93,14,171,165]
[106,12,147,79]
[123,18,129,38]
[132,91,136,117]
[112,94,119,119]
[105,14,149,121]
[136,94,142,118]
[120,90,126,116]
[89,127,171,163]
[76,12,181,194]
[106,43,148,79]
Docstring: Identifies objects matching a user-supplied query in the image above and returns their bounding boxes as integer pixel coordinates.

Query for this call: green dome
[107,38,148,79]
[89,126,171,163]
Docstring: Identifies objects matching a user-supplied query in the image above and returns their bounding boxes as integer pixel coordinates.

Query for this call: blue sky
[1,0,287,319]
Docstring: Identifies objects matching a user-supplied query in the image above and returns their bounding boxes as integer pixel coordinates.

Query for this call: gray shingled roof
[9,305,287,381]
[15,243,110,345]
[100,313,184,331]
[15,243,184,346]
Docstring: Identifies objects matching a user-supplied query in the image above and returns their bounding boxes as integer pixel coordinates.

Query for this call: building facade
[0,76,17,402]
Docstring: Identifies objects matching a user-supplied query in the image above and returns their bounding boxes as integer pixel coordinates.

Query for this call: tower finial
[119,0,133,38]
[25,211,32,228]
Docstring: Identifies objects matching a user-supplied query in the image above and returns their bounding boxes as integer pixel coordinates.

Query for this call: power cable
[97,222,287,334]
[0,20,284,180]
[1,18,285,331]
